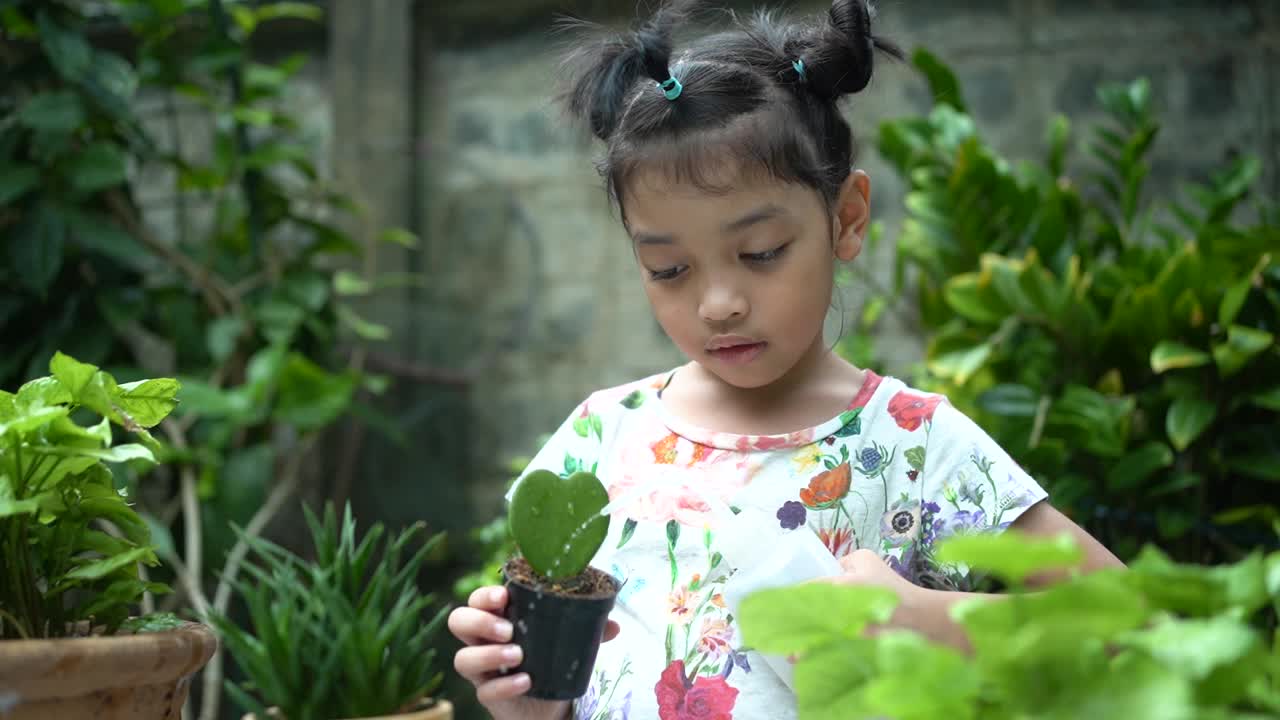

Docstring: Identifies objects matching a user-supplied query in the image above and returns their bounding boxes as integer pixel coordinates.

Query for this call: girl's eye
[741,242,790,265]
[648,265,686,281]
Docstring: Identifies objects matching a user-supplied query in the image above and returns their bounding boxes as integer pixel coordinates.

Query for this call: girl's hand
[823,549,971,650]
[823,549,927,633]
[448,585,620,720]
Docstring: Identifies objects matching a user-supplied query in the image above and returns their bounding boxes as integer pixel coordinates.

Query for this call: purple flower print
[857,446,883,474]
[950,509,987,535]
[776,500,807,530]
[886,545,917,581]
[611,691,632,720]
[575,683,599,720]
[720,650,753,680]
[920,501,942,546]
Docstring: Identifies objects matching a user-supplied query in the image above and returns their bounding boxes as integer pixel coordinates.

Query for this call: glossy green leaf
[1219,279,1251,328]
[978,384,1039,417]
[1106,442,1174,491]
[1150,341,1211,374]
[507,469,609,580]
[12,201,66,294]
[928,343,992,384]
[739,583,898,656]
[0,164,39,204]
[69,142,128,194]
[273,354,357,431]
[1166,396,1217,452]
[936,530,1083,585]
[912,49,966,112]
[1250,386,1280,412]
[943,274,1007,325]
[1212,325,1274,376]
[114,379,181,428]
[17,91,84,132]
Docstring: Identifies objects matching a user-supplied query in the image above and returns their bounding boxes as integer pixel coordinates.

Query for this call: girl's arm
[832,500,1126,653]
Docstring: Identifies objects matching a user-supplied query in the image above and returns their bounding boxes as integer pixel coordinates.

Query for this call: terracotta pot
[0,620,217,720]
[242,698,454,720]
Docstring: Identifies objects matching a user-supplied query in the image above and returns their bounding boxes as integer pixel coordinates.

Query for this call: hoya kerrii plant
[738,530,1280,720]
[211,502,451,720]
[504,468,618,700]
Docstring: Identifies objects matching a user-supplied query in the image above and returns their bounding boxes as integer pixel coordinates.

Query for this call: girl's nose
[699,282,749,324]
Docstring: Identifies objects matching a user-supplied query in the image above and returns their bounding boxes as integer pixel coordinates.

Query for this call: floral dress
[514,369,1047,720]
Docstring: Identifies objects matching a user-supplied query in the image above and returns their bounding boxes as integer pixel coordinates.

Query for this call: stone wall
[414,0,1279,518]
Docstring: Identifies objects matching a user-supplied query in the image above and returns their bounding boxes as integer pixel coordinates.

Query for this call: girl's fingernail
[494,620,513,639]
[490,587,505,604]
[512,673,531,689]
[503,645,523,663]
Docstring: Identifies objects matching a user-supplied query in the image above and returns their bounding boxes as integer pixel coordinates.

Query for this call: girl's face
[624,166,869,390]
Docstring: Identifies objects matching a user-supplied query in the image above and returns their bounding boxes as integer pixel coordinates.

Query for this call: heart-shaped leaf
[508,469,610,580]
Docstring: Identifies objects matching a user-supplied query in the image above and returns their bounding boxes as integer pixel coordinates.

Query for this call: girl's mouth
[707,341,767,365]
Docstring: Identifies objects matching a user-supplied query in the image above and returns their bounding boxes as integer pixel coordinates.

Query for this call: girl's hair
[558,0,902,223]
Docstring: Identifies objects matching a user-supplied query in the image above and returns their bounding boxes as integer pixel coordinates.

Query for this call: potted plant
[737,530,1280,719]
[213,502,452,720]
[503,469,619,700]
[0,352,217,719]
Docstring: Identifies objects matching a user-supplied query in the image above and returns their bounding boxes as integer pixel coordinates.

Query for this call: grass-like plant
[213,503,447,720]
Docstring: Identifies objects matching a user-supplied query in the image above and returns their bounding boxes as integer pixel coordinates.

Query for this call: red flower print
[818,526,855,557]
[887,391,944,431]
[690,442,714,465]
[656,661,739,720]
[799,463,851,509]
[652,433,679,464]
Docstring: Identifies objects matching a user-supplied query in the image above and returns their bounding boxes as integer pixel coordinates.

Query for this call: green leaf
[18,91,85,132]
[943,274,1007,325]
[206,315,246,362]
[59,546,153,584]
[333,270,371,296]
[738,583,898,656]
[336,304,391,341]
[1250,386,1280,412]
[912,48,966,112]
[507,469,610,580]
[1106,441,1175,491]
[1121,616,1262,699]
[905,446,926,472]
[572,416,591,438]
[120,613,185,634]
[379,227,418,248]
[1166,396,1216,452]
[37,10,91,80]
[935,530,1083,585]
[114,379,181,428]
[65,210,149,269]
[68,142,128,194]
[0,164,39,204]
[617,518,638,549]
[620,390,645,409]
[34,442,155,464]
[928,343,992,385]
[15,376,71,407]
[1219,279,1250,327]
[50,352,99,401]
[0,405,69,437]
[1212,325,1274,376]
[792,641,876,720]
[254,2,325,24]
[1129,547,1269,616]
[273,353,357,431]
[13,201,67,294]
[1150,341,1212,374]
[977,384,1039,417]
[1050,653,1195,720]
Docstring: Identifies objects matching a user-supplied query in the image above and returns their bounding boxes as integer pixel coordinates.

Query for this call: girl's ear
[833,170,871,262]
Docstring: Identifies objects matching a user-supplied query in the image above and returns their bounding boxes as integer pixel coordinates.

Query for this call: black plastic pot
[502,559,620,700]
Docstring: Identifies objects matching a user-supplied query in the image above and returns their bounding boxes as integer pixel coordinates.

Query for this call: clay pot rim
[243,697,454,720]
[0,620,218,700]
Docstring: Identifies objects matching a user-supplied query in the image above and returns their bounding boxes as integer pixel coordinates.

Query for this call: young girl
[448,1,1124,718]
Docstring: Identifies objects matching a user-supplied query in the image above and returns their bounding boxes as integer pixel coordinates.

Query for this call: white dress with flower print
[514,369,1047,720]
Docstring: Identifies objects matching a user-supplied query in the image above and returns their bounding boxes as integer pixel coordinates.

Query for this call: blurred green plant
[874,49,1280,561]
[0,352,178,639]
[739,530,1280,720]
[1,1,415,716]
[213,502,448,720]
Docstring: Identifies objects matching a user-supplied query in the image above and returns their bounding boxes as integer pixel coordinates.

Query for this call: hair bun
[559,0,694,141]
[803,0,899,100]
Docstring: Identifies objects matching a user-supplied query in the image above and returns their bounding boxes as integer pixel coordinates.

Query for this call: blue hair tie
[792,58,806,81]
[659,74,683,101]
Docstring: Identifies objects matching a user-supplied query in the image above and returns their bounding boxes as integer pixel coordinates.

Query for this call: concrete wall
[414,0,1279,518]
